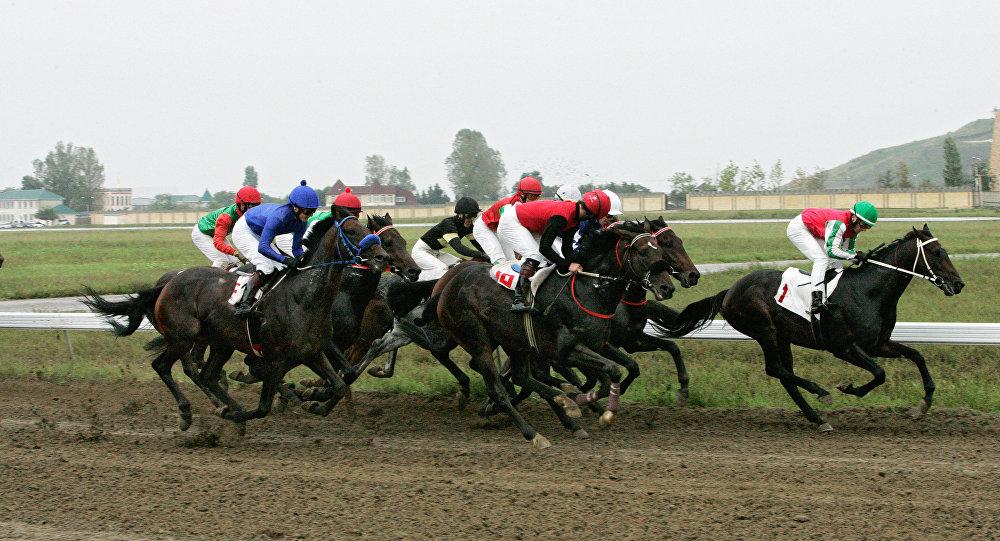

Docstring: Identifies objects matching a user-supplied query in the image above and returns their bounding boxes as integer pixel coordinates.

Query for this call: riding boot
[510,258,539,313]
[810,290,826,314]
[234,271,262,317]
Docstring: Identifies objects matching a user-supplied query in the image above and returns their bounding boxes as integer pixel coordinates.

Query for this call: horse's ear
[384,212,393,224]
[366,215,375,230]
[923,223,931,234]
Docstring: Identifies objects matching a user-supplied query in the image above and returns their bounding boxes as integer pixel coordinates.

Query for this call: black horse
[84,216,389,429]
[428,223,667,447]
[659,225,965,431]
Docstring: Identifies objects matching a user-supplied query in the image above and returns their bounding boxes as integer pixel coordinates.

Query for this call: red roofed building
[326,180,419,207]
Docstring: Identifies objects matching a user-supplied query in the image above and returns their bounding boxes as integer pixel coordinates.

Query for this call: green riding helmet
[851,200,878,226]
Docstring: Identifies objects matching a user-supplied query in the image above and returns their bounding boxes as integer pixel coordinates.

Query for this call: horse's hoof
[675,390,689,407]
[573,429,590,439]
[818,393,833,405]
[214,406,229,418]
[909,399,930,419]
[836,383,855,394]
[455,391,469,411]
[179,415,192,432]
[554,395,582,418]
[300,401,322,415]
[817,422,834,432]
[599,411,615,428]
[367,367,390,378]
[531,434,552,450]
[560,383,582,395]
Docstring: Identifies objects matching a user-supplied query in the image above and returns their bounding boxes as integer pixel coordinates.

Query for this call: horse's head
[367,213,420,282]
[579,221,671,299]
[871,224,965,296]
[647,216,700,287]
[306,214,389,273]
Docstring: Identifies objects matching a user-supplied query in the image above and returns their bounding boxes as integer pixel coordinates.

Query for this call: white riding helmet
[602,189,623,216]
[555,184,582,202]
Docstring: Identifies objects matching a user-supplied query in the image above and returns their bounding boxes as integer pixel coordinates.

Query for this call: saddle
[774,267,844,321]
[489,260,556,296]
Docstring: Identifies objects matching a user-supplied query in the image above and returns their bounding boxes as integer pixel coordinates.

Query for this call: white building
[0,189,65,223]
[101,187,133,211]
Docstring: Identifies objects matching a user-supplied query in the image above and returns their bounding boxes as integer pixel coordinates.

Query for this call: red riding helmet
[516,176,543,196]
[581,189,611,220]
[333,187,362,210]
[235,186,262,205]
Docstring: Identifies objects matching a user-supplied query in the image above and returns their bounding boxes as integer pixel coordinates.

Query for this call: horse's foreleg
[508,354,585,436]
[469,349,546,448]
[197,346,247,417]
[877,340,934,417]
[368,349,398,378]
[599,345,641,395]
[300,355,349,416]
[834,344,887,398]
[359,329,412,378]
[566,344,622,426]
[226,361,283,423]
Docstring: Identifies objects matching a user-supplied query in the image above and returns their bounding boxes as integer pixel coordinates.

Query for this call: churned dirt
[1,377,999,540]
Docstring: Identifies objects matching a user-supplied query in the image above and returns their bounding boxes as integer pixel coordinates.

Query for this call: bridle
[862,236,945,287]
[558,230,659,318]
[299,216,383,269]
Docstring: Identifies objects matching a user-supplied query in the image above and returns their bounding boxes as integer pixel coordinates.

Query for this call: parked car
[28,221,45,228]
[56,219,70,225]
[11,220,26,228]
[0,222,11,229]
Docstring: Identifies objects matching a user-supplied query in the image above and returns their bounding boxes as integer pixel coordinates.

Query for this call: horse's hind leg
[835,344,887,399]
[468,349,546,448]
[508,356,585,436]
[876,340,934,417]
[225,360,283,423]
[600,345,641,395]
[430,348,470,409]
[151,344,195,431]
[197,346,246,417]
[764,340,830,431]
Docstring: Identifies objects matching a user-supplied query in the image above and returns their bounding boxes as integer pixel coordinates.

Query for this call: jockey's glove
[852,250,868,264]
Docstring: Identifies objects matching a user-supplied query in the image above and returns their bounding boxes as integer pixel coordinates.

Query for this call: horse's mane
[301,217,336,263]
[576,220,643,263]
[868,229,920,261]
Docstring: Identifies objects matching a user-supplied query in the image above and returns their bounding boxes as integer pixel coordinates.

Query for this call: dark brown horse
[84,215,389,429]
[660,225,965,431]
[427,223,667,448]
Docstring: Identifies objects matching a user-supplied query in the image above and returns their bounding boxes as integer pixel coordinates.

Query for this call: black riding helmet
[454,196,481,217]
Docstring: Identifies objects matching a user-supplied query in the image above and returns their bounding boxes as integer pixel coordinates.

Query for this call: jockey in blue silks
[231,180,320,316]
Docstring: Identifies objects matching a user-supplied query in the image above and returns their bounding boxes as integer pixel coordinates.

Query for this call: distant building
[101,187,133,211]
[131,196,153,211]
[167,190,213,209]
[52,204,79,224]
[326,180,418,207]
[0,188,66,223]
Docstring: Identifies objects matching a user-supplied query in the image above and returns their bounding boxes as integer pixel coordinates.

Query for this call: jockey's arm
[258,214,291,263]
[445,234,488,260]
[539,216,574,271]
[824,220,856,260]
[212,213,238,256]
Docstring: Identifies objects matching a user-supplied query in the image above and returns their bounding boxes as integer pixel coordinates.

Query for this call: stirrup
[510,301,532,313]
[234,302,256,317]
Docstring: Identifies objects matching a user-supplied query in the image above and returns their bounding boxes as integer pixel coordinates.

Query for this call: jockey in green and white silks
[786,200,878,313]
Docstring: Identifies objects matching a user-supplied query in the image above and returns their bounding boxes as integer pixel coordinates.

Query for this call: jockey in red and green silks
[786,200,878,313]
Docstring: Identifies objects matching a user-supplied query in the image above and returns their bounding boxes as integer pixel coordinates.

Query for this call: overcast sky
[2,1,999,198]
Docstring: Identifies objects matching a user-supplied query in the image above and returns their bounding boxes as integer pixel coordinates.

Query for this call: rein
[299,216,383,269]
[863,236,945,287]
[561,231,656,319]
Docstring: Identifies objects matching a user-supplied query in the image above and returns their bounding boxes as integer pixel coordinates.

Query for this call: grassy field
[1,218,997,299]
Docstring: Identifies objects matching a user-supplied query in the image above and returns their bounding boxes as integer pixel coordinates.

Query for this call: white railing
[1,312,998,345]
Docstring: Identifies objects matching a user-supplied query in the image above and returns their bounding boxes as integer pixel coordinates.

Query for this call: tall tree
[767,160,784,191]
[21,175,43,189]
[602,181,650,194]
[717,161,739,191]
[896,161,912,188]
[365,155,388,186]
[211,190,237,207]
[445,129,506,200]
[669,172,696,193]
[243,165,259,188]
[419,183,451,204]
[738,161,766,191]
[386,166,416,192]
[31,142,105,211]
[974,160,994,191]
[805,168,828,191]
[877,168,895,189]
[696,177,716,192]
[942,136,964,187]
[149,194,178,210]
[35,207,59,221]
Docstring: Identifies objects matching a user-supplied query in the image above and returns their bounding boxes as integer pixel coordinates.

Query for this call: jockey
[555,184,582,202]
[191,186,261,268]
[231,180,320,316]
[497,189,612,313]
[573,189,624,252]
[786,200,878,313]
[472,176,543,264]
[311,187,363,223]
[412,197,490,280]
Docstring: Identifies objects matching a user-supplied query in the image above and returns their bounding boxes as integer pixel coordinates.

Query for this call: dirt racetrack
[1,378,999,540]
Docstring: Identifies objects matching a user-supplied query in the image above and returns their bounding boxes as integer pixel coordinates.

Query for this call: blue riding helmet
[288,180,320,209]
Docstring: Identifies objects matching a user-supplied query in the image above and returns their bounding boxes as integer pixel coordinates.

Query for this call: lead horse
[84,216,389,429]
[659,225,965,431]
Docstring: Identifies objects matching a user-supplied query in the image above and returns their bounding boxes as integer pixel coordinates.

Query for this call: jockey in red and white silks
[473,176,543,264]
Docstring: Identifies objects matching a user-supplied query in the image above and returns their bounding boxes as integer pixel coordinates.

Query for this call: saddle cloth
[489,260,556,296]
[774,267,844,321]
[228,274,252,305]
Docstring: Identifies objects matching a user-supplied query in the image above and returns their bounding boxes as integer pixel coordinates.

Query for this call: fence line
[2,312,998,345]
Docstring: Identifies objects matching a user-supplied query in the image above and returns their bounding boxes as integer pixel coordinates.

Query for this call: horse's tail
[649,289,727,338]
[385,279,438,317]
[144,336,167,353]
[81,285,163,337]
[417,292,442,326]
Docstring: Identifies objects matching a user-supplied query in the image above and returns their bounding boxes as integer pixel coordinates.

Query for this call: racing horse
[426,222,667,448]
[84,215,388,429]
[658,225,965,431]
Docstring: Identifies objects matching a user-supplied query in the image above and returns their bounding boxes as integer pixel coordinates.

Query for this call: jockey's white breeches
[496,208,547,264]
[411,239,461,281]
[191,225,240,268]
[787,214,843,295]
[472,215,511,265]
[232,216,286,275]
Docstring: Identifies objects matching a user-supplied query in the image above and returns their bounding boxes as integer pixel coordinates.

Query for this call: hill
[823,118,993,189]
